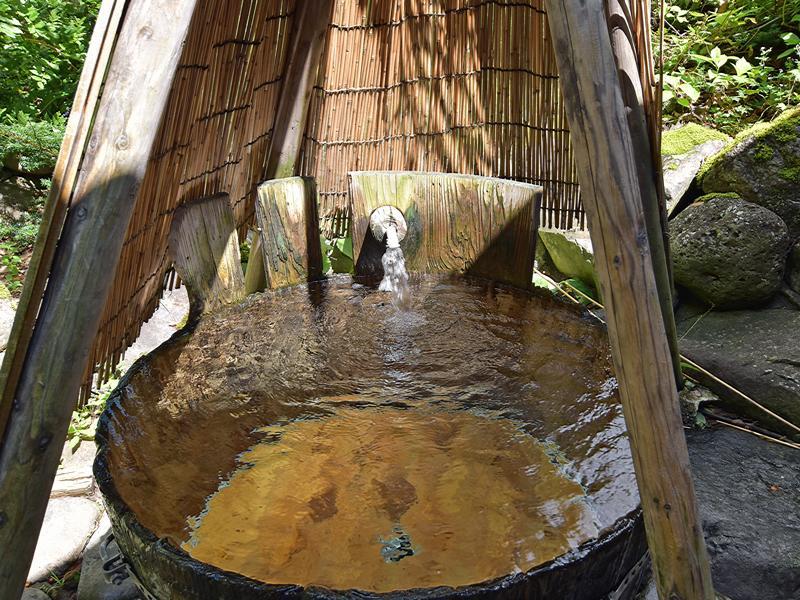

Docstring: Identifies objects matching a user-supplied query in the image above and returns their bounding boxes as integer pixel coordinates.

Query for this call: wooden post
[255,177,323,289]
[169,194,246,317]
[0,0,126,451]
[543,2,714,600]
[0,1,198,595]
[605,0,682,388]
[244,0,333,294]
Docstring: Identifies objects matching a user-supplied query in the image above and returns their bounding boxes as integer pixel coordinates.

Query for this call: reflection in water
[182,408,598,592]
[103,276,637,593]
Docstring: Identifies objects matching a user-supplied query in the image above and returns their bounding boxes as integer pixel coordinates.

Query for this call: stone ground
[637,425,799,600]
[17,286,189,600]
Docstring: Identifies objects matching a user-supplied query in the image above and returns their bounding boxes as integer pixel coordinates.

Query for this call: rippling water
[103,275,637,592]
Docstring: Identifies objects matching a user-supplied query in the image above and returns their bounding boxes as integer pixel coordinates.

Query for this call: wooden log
[605,0,682,388]
[349,172,542,289]
[0,1,199,595]
[169,194,245,317]
[0,0,126,448]
[543,2,715,599]
[245,0,333,293]
[254,177,323,289]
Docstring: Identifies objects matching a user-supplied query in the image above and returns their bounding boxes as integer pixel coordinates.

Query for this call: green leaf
[678,82,701,103]
[733,57,752,76]
[781,32,800,46]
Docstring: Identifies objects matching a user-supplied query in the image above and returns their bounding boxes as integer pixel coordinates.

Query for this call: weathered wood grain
[605,0,682,387]
[0,0,126,451]
[0,1,199,595]
[349,172,541,289]
[169,194,245,317]
[255,177,323,289]
[244,0,333,294]
[544,2,714,599]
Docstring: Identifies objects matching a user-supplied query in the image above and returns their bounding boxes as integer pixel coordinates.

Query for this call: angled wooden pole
[245,0,333,294]
[605,0,682,389]
[0,1,199,596]
[543,2,714,599]
[0,0,126,453]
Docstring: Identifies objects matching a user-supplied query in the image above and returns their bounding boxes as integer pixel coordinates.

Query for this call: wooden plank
[543,2,715,599]
[0,1,199,594]
[0,0,126,446]
[169,194,245,316]
[245,0,333,294]
[349,172,542,289]
[255,177,323,289]
[605,0,682,387]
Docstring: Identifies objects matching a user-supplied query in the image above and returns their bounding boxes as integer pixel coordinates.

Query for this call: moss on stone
[661,123,729,156]
[693,192,742,205]
[698,106,800,182]
[753,143,775,162]
[779,166,800,183]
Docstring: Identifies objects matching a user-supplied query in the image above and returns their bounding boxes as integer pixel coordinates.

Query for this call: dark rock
[670,195,791,308]
[21,588,50,600]
[700,107,800,238]
[677,308,800,434]
[687,426,800,600]
[788,241,800,294]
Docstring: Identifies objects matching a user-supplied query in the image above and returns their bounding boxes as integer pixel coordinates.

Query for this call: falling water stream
[379,224,410,309]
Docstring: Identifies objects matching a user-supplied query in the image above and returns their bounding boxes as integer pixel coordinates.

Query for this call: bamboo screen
[300,0,580,236]
[82,0,585,397]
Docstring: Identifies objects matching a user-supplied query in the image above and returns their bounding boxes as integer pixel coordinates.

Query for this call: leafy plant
[0,0,102,120]
[321,235,354,274]
[661,0,800,134]
[0,111,64,173]
[66,377,117,451]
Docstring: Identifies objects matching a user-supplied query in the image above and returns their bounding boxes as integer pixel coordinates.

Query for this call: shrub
[661,0,800,134]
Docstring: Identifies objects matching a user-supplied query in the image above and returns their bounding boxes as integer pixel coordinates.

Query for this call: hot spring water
[98,275,638,596]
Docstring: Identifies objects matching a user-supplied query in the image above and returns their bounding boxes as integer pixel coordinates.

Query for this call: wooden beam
[169,194,245,317]
[0,0,126,452]
[255,177,323,289]
[543,2,714,599]
[605,0,682,388]
[0,1,199,595]
[245,0,333,294]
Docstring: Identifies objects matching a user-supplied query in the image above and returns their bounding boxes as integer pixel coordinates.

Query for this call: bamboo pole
[0,1,199,595]
[245,0,334,294]
[543,2,714,599]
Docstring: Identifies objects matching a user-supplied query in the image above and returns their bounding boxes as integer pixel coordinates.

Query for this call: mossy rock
[699,107,800,238]
[787,241,800,295]
[537,229,598,293]
[670,194,790,309]
[662,123,729,157]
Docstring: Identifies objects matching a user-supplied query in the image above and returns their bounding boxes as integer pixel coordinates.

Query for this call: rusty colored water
[102,275,637,592]
[182,408,598,591]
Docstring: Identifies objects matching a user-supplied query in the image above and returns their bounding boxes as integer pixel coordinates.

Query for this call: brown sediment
[182,408,598,592]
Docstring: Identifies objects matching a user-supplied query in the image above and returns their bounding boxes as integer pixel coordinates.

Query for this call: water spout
[370,206,410,309]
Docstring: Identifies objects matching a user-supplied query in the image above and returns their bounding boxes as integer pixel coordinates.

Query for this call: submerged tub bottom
[183,408,598,592]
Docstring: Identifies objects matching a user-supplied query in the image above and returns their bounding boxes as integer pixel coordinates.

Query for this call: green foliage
[0,111,64,172]
[67,376,117,451]
[0,0,102,119]
[322,235,354,274]
[661,123,729,155]
[0,197,42,292]
[661,0,800,134]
